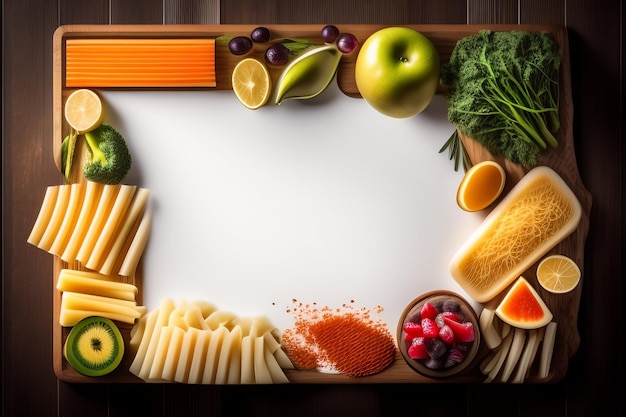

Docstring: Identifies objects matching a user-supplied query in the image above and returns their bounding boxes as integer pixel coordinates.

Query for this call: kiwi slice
[64,316,124,376]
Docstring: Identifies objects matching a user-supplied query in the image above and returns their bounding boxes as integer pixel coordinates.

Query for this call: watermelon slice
[495,277,553,329]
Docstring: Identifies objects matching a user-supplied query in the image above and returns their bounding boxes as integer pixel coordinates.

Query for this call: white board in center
[99,81,483,336]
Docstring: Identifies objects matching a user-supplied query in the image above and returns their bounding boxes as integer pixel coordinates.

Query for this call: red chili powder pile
[281,299,397,377]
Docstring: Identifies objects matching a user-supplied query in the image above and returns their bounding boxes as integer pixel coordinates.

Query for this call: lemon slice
[64,89,105,134]
[232,58,272,110]
[536,254,581,293]
[456,160,506,212]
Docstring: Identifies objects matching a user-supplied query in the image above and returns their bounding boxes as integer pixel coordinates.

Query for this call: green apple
[355,27,440,118]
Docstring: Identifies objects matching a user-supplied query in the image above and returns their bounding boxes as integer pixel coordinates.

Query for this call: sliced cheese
[99,188,149,275]
[28,186,60,246]
[137,298,176,380]
[61,181,104,262]
[129,307,160,376]
[38,184,72,251]
[76,184,121,265]
[59,307,137,326]
[56,268,138,301]
[226,325,243,384]
[240,335,255,384]
[118,203,151,277]
[149,325,174,381]
[162,326,185,381]
[253,336,273,384]
[174,327,200,383]
[85,184,137,271]
[202,325,228,384]
[187,329,211,384]
[49,183,85,256]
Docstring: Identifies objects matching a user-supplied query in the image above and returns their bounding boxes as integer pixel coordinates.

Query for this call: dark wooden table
[3,1,623,416]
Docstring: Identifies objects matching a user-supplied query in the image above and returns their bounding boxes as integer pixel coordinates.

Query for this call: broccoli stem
[83,130,107,165]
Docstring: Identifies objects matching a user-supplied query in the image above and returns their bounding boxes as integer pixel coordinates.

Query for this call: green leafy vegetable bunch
[441,30,561,167]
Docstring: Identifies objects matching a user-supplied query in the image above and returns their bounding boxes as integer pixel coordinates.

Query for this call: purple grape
[251,26,271,43]
[336,33,358,54]
[265,43,290,65]
[321,25,340,43]
[228,36,253,55]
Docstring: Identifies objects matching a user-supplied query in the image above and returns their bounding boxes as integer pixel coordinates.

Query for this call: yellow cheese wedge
[38,184,72,251]
[99,188,149,276]
[187,329,211,384]
[76,184,121,265]
[28,186,60,246]
[61,181,104,262]
[86,184,137,271]
[49,183,85,256]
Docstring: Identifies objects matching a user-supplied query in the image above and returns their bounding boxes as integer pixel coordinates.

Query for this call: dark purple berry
[265,43,290,65]
[228,36,253,55]
[336,33,358,54]
[321,25,340,43]
[251,26,271,43]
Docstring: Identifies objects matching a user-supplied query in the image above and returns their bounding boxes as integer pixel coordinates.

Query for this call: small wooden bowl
[397,290,481,379]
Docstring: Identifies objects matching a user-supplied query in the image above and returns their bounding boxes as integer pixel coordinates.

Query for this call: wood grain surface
[49,23,590,386]
[3,1,623,416]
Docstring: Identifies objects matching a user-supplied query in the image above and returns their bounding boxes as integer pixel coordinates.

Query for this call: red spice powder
[281,299,396,377]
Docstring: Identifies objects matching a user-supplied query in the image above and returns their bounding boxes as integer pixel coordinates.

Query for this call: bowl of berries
[397,290,480,379]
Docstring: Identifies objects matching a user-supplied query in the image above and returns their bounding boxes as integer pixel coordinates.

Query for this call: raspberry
[420,302,439,320]
[421,318,439,338]
[438,324,455,344]
[403,321,423,340]
[408,337,428,359]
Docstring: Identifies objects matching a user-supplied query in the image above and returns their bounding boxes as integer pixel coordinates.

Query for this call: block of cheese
[450,166,582,303]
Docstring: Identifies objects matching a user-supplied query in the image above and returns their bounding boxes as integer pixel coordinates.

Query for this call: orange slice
[495,276,553,329]
[536,254,581,293]
[456,160,506,212]
[64,89,105,134]
[231,58,272,110]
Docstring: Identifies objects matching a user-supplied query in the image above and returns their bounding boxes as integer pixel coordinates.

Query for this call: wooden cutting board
[51,24,590,384]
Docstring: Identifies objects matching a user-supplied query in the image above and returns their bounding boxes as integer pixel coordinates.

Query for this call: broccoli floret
[83,124,132,184]
[441,30,561,168]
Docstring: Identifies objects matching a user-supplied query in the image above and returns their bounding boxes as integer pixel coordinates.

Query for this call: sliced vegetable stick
[539,322,558,379]
[500,327,527,382]
[27,186,60,246]
[479,307,502,349]
[480,350,500,375]
[99,188,149,275]
[484,329,514,383]
[511,328,539,383]
[526,326,545,378]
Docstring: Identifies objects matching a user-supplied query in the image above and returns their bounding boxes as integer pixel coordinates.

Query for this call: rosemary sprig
[439,129,472,172]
